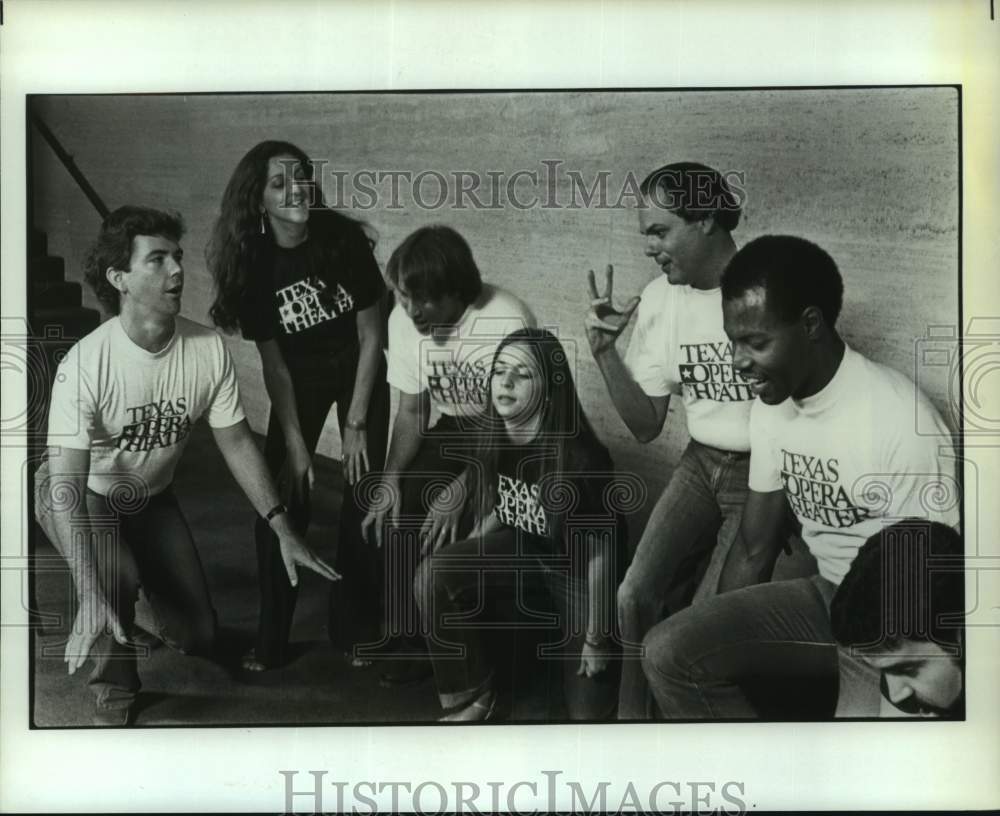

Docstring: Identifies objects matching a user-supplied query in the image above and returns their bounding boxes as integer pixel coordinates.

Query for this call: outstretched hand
[277,532,341,587]
[419,503,463,555]
[360,477,401,549]
[341,426,370,486]
[419,475,469,555]
[585,264,641,357]
[65,591,127,675]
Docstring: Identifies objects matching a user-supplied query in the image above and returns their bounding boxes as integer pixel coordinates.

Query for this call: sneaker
[92,702,132,727]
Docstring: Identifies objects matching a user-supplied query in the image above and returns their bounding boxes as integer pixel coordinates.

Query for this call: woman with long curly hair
[413,328,625,721]
[208,140,389,671]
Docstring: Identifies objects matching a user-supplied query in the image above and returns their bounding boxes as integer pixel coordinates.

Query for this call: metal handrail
[29,108,109,219]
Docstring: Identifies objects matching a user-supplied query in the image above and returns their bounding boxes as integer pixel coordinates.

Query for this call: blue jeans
[616,440,749,719]
[641,574,880,719]
[35,466,216,712]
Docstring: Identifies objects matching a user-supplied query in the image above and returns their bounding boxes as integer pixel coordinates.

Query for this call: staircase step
[31,255,66,284]
[31,306,101,341]
[32,280,83,310]
[31,229,48,257]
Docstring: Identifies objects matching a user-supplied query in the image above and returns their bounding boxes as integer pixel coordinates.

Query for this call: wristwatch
[346,419,367,431]
[264,503,288,523]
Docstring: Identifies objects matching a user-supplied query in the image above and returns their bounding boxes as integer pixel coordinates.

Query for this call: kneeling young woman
[414,328,625,721]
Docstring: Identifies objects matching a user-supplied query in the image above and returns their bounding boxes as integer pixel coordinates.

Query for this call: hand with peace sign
[585,264,641,357]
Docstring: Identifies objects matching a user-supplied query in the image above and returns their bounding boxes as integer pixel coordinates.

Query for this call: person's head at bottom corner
[865,639,964,717]
[831,519,965,717]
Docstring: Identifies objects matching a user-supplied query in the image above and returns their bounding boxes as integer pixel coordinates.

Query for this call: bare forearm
[40,453,103,600]
[45,509,102,601]
[593,347,666,442]
[717,536,782,593]
[346,337,381,426]
[213,422,280,514]
[213,422,307,542]
[262,358,307,454]
[717,491,788,593]
[346,307,384,425]
[383,402,423,478]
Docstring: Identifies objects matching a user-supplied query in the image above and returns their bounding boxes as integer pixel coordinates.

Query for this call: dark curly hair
[83,205,185,316]
[831,519,964,651]
[721,234,844,329]
[639,161,742,232]
[207,139,371,333]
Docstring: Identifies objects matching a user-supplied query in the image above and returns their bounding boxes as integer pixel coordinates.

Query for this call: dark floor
[30,421,564,728]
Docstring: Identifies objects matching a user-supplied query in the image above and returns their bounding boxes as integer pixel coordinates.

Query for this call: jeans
[641,574,880,719]
[414,528,619,719]
[253,349,390,666]
[35,467,216,711]
[616,439,749,719]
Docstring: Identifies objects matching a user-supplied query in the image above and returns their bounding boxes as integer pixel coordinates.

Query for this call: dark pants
[642,575,843,719]
[355,414,471,658]
[252,351,389,666]
[35,470,216,711]
[414,529,620,720]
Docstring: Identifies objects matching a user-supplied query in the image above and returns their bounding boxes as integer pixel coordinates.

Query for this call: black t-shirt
[238,222,384,368]
[493,438,626,568]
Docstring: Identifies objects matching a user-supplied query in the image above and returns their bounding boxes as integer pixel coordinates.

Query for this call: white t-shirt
[624,276,755,451]
[46,316,246,497]
[748,344,959,585]
[386,283,535,418]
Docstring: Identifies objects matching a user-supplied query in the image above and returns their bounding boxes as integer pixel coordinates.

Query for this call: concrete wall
[30,88,959,533]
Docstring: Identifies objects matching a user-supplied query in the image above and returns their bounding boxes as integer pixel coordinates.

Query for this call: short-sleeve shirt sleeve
[748,400,782,492]
[205,337,246,428]
[342,228,385,313]
[46,349,95,450]
[623,281,677,398]
[237,263,278,343]
[386,305,421,394]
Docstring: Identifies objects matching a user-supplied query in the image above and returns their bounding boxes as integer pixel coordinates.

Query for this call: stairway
[27,228,102,457]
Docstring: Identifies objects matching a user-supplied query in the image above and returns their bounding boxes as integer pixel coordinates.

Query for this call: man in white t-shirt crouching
[34,206,339,726]
[640,234,960,718]
[361,225,534,686]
